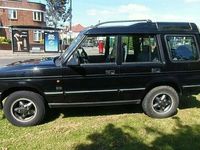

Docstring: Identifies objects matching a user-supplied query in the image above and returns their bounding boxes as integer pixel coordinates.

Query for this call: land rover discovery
[1,20,200,126]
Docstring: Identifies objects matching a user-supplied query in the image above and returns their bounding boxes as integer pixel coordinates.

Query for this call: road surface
[0,56,46,66]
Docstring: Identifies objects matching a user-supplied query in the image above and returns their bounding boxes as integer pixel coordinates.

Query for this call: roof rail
[94,19,152,27]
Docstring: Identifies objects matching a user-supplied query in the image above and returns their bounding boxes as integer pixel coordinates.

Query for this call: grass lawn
[1,95,200,150]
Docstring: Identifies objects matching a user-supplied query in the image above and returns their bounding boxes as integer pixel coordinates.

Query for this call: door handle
[152,68,161,73]
[105,70,116,75]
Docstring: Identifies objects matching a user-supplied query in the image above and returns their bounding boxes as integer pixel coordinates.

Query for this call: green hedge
[0,36,11,44]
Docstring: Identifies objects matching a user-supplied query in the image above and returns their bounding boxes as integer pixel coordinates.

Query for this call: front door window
[70,35,118,64]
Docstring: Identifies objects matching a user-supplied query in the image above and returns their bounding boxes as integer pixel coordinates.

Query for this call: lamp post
[69,0,72,43]
[66,0,72,44]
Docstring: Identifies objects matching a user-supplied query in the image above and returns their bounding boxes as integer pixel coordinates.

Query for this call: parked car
[1,20,200,126]
[82,39,95,47]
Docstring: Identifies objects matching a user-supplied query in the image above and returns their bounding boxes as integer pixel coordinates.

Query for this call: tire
[3,91,46,127]
[142,86,179,118]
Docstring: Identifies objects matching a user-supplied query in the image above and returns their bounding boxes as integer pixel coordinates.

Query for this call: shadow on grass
[179,95,200,109]
[75,117,200,150]
[0,113,5,120]
[1,95,199,124]
[44,95,200,123]
[150,116,200,150]
[75,123,149,150]
[44,104,143,123]
[0,105,143,123]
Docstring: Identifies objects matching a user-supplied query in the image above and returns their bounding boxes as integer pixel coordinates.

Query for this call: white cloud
[86,3,200,26]
[118,4,151,20]
[87,9,115,16]
[87,3,151,22]
[118,4,150,13]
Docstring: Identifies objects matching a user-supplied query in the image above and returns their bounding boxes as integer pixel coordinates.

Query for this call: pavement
[0,50,61,66]
[0,47,101,66]
[0,50,61,58]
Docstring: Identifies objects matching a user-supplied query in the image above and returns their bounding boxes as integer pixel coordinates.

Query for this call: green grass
[1,95,200,150]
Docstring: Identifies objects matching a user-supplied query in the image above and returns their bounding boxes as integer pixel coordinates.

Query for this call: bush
[0,36,5,44]
[0,36,11,44]
[6,39,11,44]
[1,42,9,44]
[39,38,44,44]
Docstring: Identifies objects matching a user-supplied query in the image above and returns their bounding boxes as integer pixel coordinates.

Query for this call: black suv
[1,20,200,126]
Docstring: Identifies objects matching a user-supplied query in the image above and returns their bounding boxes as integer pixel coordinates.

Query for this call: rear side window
[166,35,199,62]
[121,35,161,63]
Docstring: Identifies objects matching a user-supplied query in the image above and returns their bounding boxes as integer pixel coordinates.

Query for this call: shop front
[10,26,61,53]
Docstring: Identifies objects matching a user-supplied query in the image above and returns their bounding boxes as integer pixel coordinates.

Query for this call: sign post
[44,32,59,53]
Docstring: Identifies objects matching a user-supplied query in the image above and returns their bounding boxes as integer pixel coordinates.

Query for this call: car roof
[85,21,199,35]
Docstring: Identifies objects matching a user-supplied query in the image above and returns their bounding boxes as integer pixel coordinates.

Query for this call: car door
[62,35,120,104]
[164,34,200,91]
[119,34,164,102]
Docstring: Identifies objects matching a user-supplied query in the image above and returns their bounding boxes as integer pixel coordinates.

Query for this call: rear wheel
[142,86,179,118]
[3,91,46,127]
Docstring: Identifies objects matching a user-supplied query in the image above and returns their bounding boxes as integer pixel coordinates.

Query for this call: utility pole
[69,0,72,43]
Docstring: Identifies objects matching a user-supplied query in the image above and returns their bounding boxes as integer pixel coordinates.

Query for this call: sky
[33,0,200,27]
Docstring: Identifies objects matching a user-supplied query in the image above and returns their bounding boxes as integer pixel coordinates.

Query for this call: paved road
[0,58,24,66]
[0,56,45,66]
[0,51,60,66]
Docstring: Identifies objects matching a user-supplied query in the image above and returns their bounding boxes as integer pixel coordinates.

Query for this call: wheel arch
[144,79,182,99]
[0,87,47,108]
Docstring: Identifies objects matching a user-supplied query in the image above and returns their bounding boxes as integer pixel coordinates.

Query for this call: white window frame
[8,9,17,20]
[43,12,47,22]
[33,11,43,22]
[33,31,42,42]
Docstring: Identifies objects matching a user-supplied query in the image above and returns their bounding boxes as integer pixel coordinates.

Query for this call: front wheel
[3,91,46,127]
[142,86,179,118]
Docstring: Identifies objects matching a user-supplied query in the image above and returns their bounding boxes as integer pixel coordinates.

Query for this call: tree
[46,0,72,28]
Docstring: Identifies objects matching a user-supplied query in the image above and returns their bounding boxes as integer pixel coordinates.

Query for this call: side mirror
[67,55,80,67]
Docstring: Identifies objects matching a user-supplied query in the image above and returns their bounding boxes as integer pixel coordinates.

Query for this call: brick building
[0,0,46,45]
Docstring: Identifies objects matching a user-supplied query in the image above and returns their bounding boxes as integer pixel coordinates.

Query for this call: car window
[73,36,117,64]
[121,35,161,63]
[166,35,199,62]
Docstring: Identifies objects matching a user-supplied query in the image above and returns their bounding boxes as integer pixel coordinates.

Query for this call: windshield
[59,31,86,64]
